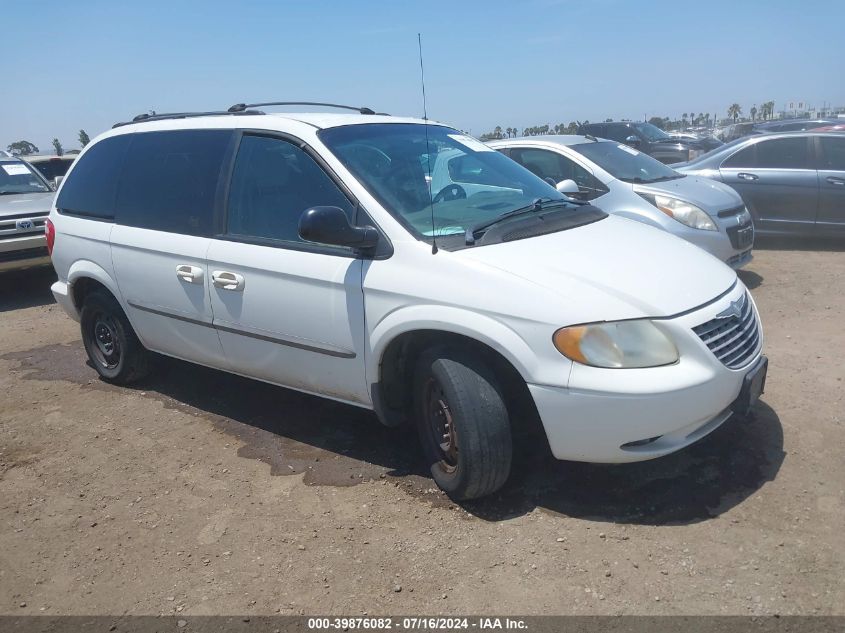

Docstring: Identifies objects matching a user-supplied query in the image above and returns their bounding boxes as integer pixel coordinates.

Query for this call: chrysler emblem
[715,296,745,320]
[15,219,34,230]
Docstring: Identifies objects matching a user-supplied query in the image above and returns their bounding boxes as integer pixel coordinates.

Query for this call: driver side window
[509,148,608,200]
[226,135,354,244]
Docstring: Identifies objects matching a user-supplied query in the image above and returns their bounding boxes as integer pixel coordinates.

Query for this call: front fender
[367,304,545,389]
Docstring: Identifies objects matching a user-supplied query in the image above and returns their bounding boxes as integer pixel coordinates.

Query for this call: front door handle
[176,265,204,284]
[737,172,759,181]
[212,270,245,291]
[826,176,845,186]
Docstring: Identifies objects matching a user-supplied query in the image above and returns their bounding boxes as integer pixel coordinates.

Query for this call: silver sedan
[488,136,754,268]
[674,131,845,237]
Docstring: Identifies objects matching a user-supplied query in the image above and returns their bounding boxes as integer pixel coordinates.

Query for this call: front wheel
[412,348,512,500]
[80,290,151,384]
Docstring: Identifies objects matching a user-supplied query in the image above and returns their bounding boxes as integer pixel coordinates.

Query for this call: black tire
[80,289,150,384]
[412,347,512,500]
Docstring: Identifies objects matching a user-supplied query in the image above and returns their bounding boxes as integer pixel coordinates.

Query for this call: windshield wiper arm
[465,198,567,245]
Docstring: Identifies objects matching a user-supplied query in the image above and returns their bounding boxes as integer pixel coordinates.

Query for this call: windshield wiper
[465,198,569,245]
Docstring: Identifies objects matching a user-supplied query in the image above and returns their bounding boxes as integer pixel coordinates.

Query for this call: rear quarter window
[56,135,132,219]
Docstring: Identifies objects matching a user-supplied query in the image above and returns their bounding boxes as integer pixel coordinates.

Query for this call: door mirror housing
[299,206,379,250]
[556,179,580,194]
[53,176,64,189]
[624,135,641,147]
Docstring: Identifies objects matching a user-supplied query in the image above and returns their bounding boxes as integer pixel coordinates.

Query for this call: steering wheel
[432,184,467,204]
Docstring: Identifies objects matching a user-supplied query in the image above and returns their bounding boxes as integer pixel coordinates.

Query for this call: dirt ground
[1,242,843,617]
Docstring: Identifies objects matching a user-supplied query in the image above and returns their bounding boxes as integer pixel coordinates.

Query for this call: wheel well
[71,277,112,310]
[376,330,542,436]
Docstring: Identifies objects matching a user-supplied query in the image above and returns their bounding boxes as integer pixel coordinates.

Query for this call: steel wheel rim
[424,377,458,472]
[91,313,121,370]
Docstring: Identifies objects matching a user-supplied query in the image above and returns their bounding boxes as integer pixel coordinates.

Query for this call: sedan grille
[693,292,761,369]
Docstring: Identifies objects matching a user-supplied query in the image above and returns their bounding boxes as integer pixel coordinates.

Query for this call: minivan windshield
[319,123,580,245]
[0,161,51,194]
[571,141,683,184]
[631,122,671,142]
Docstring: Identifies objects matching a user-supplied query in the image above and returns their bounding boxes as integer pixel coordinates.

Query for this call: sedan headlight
[638,193,717,231]
[553,320,679,368]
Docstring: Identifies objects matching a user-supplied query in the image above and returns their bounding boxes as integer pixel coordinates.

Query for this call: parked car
[578,121,711,163]
[675,132,845,237]
[487,135,753,268]
[666,130,724,152]
[48,106,766,500]
[812,124,845,132]
[0,157,54,272]
[720,122,759,143]
[753,119,836,134]
[718,120,837,144]
[25,154,77,186]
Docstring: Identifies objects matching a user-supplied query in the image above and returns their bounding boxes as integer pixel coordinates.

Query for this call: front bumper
[0,234,50,272]
[675,222,753,269]
[530,283,764,463]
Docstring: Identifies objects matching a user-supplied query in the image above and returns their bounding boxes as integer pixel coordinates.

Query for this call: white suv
[48,104,767,500]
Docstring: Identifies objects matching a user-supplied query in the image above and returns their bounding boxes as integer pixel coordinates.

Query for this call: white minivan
[47,105,767,500]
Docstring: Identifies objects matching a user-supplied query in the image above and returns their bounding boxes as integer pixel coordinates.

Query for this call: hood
[0,191,54,218]
[632,175,742,213]
[458,215,736,321]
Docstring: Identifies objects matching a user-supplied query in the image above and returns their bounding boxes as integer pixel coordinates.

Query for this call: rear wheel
[412,347,512,500]
[80,290,150,384]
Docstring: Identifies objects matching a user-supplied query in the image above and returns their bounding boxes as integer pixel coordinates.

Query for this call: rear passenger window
[225,135,354,245]
[115,130,231,236]
[56,135,132,219]
[820,137,845,171]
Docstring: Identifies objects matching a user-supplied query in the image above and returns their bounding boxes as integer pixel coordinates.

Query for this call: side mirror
[556,179,580,194]
[53,176,64,188]
[299,206,379,250]
[624,135,641,147]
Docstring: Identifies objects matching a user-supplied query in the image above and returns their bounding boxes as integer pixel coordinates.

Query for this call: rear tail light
[45,218,56,255]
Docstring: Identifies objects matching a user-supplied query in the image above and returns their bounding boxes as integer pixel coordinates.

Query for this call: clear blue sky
[4,0,843,152]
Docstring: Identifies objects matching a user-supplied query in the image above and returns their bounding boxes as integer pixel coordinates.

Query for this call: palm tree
[728,103,742,122]
[761,101,775,120]
[750,106,757,121]
[494,126,503,139]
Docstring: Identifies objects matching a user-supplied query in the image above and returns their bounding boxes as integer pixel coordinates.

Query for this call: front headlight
[553,320,679,368]
[638,193,717,231]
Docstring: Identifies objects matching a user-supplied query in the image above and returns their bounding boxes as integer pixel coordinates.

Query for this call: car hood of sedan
[632,175,741,212]
[0,191,54,218]
[458,214,736,320]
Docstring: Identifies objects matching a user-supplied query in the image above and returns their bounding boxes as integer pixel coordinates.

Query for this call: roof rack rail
[112,109,264,129]
[227,101,379,115]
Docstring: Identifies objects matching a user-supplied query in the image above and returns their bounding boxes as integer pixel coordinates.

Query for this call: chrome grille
[0,213,48,241]
[693,292,761,369]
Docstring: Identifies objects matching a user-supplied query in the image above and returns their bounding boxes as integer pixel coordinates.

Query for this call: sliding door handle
[176,265,204,284]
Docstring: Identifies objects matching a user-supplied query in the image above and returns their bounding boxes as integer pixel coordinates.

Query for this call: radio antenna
[418,33,437,254]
